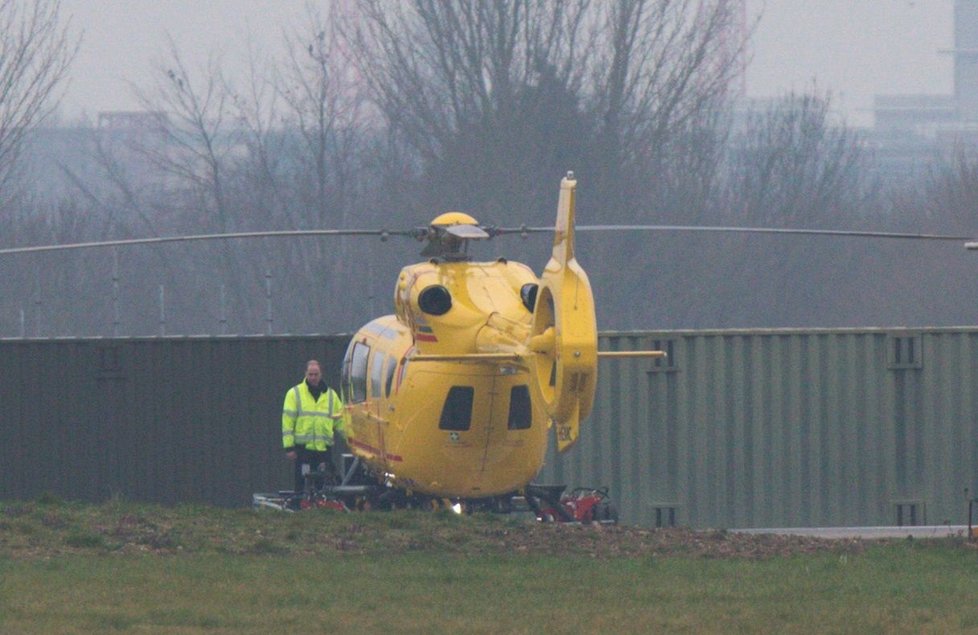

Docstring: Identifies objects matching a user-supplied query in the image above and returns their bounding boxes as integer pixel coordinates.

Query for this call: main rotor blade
[494,225,974,242]
[4,223,973,257]
[0,228,413,256]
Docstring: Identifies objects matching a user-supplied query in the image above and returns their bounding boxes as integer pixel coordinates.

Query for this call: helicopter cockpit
[419,212,490,261]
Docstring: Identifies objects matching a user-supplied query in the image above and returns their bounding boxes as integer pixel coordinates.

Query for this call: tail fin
[528,173,597,452]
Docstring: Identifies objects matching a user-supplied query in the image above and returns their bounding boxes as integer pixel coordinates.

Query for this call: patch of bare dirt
[3,500,970,560]
[442,522,872,559]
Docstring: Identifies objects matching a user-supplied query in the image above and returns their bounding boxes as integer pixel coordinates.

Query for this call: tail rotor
[528,173,598,452]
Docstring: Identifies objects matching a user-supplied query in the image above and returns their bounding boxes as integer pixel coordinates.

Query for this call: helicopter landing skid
[253,456,386,512]
[252,456,619,523]
[252,483,619,524]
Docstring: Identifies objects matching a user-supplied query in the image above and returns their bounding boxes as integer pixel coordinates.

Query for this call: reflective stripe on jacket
[282,381,347,451]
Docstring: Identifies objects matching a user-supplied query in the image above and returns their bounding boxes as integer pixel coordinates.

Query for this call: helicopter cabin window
[438,386,474,431]
[369,351,386,399]
[346,342,369,404]
[384,356,397,396]
[507,385,532,430]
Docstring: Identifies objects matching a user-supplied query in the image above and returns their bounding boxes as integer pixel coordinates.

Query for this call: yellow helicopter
[330,172,969,509]
[338,172,657,508]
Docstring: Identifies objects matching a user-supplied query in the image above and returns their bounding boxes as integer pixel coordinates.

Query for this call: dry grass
[0,497,873,560]
[2,499,977,634]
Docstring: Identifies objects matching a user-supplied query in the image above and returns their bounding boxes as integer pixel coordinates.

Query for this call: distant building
[97,111,169,133]
[867,0,978,182]
[19,110,177,210]
[872,94,957,134]
[950,0,978,120]
[96,110,172,190]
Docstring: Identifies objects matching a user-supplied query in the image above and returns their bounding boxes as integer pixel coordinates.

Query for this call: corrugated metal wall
[3,329,978,528]
[0,336,350,507]
[538,329,978,528]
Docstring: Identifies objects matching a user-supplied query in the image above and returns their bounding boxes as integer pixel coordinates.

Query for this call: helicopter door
[433,371,498,476]
[476,378,536,476]
[477,374,502,475]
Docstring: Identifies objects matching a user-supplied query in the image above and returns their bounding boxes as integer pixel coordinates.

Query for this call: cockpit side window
[439,386,474,431]
[507,385,532,430]
[344,342,370,404]
[369,350,385,399]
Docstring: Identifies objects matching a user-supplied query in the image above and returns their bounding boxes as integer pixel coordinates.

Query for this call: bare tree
[894,146,978,233]
[274,3,375,329]
[589,0,745,218]
[233,35,287,231]
[128,38,271,331]
[280,3,367,228]
[134,37,242,233]
[881,148,978,326]
[349,0,745,222]
[349,0,593,218]
[705,90,873,326]
[352,0,589,158]
[724,90,864,227]
[0,0,77,206]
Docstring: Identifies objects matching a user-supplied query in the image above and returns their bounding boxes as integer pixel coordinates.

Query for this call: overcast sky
[58,0,955,127]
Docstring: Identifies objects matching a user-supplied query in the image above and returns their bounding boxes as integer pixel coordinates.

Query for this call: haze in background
[747,0,953,126]
[59,0,954,127]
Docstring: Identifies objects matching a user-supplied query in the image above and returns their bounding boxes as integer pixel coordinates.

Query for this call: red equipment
[527,485,618,524]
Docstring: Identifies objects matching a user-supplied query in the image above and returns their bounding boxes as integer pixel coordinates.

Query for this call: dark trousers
[293,446,335,493]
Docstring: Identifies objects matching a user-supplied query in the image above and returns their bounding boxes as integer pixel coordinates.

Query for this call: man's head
[305,360,322,385]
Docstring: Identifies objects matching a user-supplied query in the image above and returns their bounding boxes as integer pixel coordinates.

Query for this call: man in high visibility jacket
[282,359,348,494]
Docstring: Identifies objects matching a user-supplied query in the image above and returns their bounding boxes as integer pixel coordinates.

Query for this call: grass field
[2,499,977,634]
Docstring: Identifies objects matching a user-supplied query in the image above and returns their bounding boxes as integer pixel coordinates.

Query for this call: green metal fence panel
[538,328,978,528]
[3,328,978,528]
[0,335,350,507]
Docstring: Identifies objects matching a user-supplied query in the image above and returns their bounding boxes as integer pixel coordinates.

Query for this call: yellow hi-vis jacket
[282,381,347,452]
